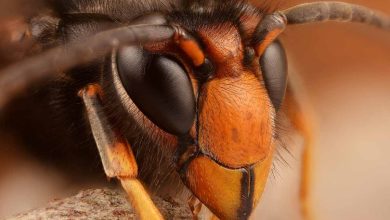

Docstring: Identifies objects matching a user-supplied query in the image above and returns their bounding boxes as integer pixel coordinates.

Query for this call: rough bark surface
[8,188,192,220]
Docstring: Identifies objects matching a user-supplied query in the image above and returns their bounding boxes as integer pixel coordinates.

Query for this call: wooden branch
[8,188,192,220]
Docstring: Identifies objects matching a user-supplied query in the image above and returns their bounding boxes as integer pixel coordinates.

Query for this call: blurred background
[0,0,389,219]
[255,0,390,219]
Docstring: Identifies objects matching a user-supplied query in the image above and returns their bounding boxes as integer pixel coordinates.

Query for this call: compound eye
[116,46,196,135]
[260,40,288,110]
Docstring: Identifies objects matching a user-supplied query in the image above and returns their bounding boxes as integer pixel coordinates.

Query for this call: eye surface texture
[116,46,196,135]
[260,40,288,110]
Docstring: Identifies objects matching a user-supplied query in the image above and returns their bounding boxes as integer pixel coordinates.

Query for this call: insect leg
[284,84,315,220]
[79,84,163,220]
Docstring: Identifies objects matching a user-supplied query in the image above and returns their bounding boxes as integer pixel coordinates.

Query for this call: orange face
[119,11,280,219]
[196,23,274,169]
[175,22,276,219]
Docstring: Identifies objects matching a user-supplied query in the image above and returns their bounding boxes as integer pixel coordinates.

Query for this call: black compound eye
[116,46,196,135]
[260,40,288,110]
